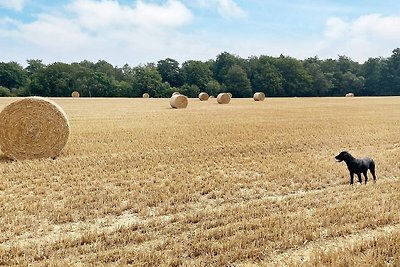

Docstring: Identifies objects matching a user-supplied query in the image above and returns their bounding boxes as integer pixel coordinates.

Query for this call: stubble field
[0,96,399,266]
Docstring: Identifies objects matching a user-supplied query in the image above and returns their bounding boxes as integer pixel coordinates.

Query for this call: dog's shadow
[0,154,13,163]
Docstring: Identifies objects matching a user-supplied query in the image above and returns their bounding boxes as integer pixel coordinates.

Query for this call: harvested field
[0,97,399,266]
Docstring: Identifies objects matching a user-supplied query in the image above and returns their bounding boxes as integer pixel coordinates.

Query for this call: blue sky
[1,0,400,66]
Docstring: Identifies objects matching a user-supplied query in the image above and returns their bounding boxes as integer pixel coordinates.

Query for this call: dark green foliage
[0,48,399,97]
[0,86,11,97]
[225,65,252,97]
[0,62,27,89]
[181,60,212,91]
[157,58,184,88]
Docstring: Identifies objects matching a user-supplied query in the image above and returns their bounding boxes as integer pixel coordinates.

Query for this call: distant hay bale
[253,92,266,101]
[199,92,209,101]
[170,94,188,109]
[217,93,231,104]
[209,96,214,99]
[172,92,180,96]
[143,93,150,98]
[345,93,354,97]
[227,92,232,98]
[71,91,80,98]
[0,97,70,160]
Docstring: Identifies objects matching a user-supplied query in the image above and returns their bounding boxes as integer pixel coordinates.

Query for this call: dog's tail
[370,160,377,182]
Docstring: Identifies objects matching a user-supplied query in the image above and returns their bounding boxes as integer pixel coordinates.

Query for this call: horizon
[1,0,400,67]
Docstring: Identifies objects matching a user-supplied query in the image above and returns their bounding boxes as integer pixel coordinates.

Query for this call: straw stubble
[0,97,70,160]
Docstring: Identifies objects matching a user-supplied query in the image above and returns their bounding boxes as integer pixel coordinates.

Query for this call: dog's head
[335,151,350,162]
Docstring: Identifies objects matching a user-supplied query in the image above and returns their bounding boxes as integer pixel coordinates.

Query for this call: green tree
[213,52,244,84]
[88,72,116,97]
[26,59,45,77]
[0,86,11,96]
[157,58,184,87]
[179,84,200,98]
[304,57,334,96]
[181,60,212,91]
[225,65,252,97]
[29,62,73,96]
[132,65,163,97]
[249,56,284,96]
[362,57,385,95]
[0,62,27,89]
[204,79,222,96]
[274,56,313,96]
[380,48,400,95]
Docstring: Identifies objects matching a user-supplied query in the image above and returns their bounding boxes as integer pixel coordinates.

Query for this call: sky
[1,0,400,66]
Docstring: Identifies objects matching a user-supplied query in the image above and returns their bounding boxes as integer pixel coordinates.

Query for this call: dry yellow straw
[170,94,188,109]
[0,97,70,160]
[199,92,209,101]
[253,92,266,101]
[71,91,80,97]
[217,93,231,104]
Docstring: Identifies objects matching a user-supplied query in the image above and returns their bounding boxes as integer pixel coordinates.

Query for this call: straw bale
[143,93,150,98]
[0,97,70,160]
[199,92,209,101]
[172,92,180,96]
[345,93,354,97]
[253,92,266,101]
[71,91,80,97]
[217,93,231,104]
[170,94,188,109]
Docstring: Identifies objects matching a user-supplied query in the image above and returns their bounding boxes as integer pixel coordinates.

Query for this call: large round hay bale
[172,92,180,96]
[253,92,265,101]
[0,97,70,160]
[170,94,188,109]
[227,92,232,98]
[71,91,80,98]
[143,93,150,98]
[345,93,354,97]
[217,93,231,104]
[199,92,209,101]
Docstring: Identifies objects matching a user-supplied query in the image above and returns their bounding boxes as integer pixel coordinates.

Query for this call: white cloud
[319,14,400,61]
[193,0,246,18]
[324,17,349,39]
[67,0,192,31]
[217,0,246,18]
[0,0,25,11]
[0,0,197,65]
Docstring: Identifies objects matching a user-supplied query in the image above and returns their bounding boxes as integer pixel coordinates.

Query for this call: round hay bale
[170,94,188,109]
[345,93,354,97]
[71,91,80,98]
[143,93,150,98]
[0,97,70,160]
[253,92,266,101]
[227,92,232,98]
[210,96,214,98]
[172,92,180,96]
[199,92,209,101]
[217,93,231,104]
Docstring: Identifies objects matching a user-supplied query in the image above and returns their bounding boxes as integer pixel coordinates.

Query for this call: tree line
[0,48,399,98]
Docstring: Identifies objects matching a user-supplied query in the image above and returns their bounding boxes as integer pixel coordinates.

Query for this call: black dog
[335,151,376,185]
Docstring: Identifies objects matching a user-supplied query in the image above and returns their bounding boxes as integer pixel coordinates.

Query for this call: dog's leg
[357,173,362,184]
[370,164,377,183]
[350,172,354,185]
[363,172,368,184]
